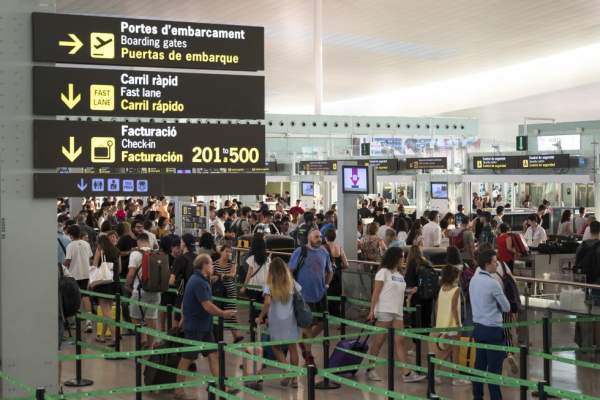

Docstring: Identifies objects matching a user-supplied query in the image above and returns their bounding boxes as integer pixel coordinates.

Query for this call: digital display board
[33,173,265,198]
[181,204,208,231]
[431,182,449,199]
[33,66,264,119]
[473,154,571,170]
[342,166,369,194]
[301,182,315,197]
[33,120,265,169]
[32,12,264,71]
[403,157,448,170]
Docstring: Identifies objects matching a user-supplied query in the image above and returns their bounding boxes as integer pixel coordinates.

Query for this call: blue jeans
[472,324,506,400]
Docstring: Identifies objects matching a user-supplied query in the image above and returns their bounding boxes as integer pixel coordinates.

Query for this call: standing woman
[406,220,424,247]
[92,232,121,343]
[323,229,349,318]
[405,245,435,329]
[557,209,573,236]
[360,222,386,263]
[365,247,425,383]
[255,258,300,388]
[241,233,271,303]
[213,244,244,343]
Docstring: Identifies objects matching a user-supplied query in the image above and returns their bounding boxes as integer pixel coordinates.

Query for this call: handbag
[292,286,313,328]
[89,253,114,289]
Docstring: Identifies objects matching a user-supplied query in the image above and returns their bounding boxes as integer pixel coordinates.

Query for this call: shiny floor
[59,309,600,399]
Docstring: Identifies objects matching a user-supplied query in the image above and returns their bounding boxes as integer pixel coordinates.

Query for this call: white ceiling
[57,0,600,131]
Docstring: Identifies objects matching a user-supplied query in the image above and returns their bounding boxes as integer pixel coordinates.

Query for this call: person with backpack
[171,233,197,310]
[126,233,168,349]
[231,206,252,238]
[406,245,439,329]
[255,257,301,388]
[288,229,333,365]
[365,247,425,383]
[293,212,318,248]
[469,249,510,400]
[240,233,271,303]
[496,224,519,271]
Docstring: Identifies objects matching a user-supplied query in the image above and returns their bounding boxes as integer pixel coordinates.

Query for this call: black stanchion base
[63,378,94,387]
[315,380,341,390]
[532,392,557,398]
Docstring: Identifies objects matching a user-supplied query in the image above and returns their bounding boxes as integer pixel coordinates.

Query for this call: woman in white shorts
[366,247,425,383]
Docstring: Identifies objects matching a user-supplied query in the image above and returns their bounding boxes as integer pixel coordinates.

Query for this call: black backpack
[499,262,521,313]
[59,265,81,318]
[417,264,440,300]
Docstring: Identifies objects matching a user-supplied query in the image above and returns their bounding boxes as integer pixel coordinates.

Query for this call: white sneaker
[452,379,471,386]
[85,321,93,333]
[366,369,383,382]
[403,372,426,383]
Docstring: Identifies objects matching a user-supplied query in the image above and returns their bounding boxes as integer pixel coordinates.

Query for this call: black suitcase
[265,234,295,260]
[143,331,182,386]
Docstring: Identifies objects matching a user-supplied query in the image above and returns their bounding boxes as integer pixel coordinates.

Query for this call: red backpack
[510,233,529,255]
[450,229,466,249]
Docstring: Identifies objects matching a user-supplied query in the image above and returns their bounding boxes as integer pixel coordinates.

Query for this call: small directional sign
[58,33,83,54]
[61,136,82,163]
[516,136,528,151]
[60,83,81,110]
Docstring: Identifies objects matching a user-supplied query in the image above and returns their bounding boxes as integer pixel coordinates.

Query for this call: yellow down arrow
[58,33,83,55]
[60,83,81,109]
[61,136,82,163]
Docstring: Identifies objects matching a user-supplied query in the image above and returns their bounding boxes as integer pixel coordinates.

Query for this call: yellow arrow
[60,83,81,109]
[61,136,82,163]
[58,33,83,55]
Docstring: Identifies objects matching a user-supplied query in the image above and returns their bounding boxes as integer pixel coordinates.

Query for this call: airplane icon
[90,32,114,59]
[94,37,112,50]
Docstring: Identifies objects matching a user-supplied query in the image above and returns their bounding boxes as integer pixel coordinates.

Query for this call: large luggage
[510,233,529,255]
[265,234,295,254]
[143,330,182,386]
[457,336,476,368]
[328,334,369,375]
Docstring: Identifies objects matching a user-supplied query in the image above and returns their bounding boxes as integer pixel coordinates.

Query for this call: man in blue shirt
[174,254,237,399]
[288,228,333,365]
[319,210,336,237]
[469,249,510,400]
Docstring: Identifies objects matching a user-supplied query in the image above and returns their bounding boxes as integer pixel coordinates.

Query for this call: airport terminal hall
[5,1,600,399]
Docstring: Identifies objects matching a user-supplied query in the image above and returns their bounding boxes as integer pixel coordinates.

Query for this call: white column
[313,0,323,115]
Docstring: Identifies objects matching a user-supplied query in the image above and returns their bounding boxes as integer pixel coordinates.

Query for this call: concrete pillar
[337,162,358,260]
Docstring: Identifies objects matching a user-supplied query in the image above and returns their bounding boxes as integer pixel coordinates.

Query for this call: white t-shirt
[246,255,271,290]
[143,230,159,250]
[422,221,442,247]
[374,268,406,315]
[213,218,226,237]
[557,221,573,236]
[525,226,547,247]
[583,226,591,241]
[128,249,148,290]
[574,216,587,235]
[397,231,408,243]
[65,239,93,281]
[377,225,394,240]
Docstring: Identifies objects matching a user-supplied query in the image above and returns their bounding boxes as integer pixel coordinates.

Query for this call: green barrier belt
[227,330,367,350]
[75,340,113,354]
[213,295,251,307]
[226,371,300,383]
[328,295,342,301]
[46,377,212,399]
[0,370,35,394]
[60,343,216,362]
[225,347,305,375]
[397,330,522,353]
[544,385,600,400]
[431,358,537,389]
[226,380,278,400]
[529,350,600,371]
[122,296,170,312]
[6,396,35,400]
[78,312,136,331]
[345,297,371,307]
[336,347,428,374]
[207,385,242,400]
[322,361,383,374]
[405,325,474,334]
[550,315,600,324]
[328,315,386,333]
[79,289,115,300]
[318,370,426,400]
[136,358,204,378]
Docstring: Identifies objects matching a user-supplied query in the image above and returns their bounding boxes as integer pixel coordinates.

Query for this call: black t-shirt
[172,251,197,290]
[117,235,137,278]
[358,207,372,219]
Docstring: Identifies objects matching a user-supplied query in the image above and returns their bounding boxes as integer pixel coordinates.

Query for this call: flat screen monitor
[431,182,448,199]
[342,166,369,194]
[301,181,315,197]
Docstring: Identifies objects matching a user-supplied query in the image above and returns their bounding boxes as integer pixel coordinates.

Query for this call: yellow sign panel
[91,137,115,163]
[90,32,115,59]
[90,84,114,111]
[522,159,529,168]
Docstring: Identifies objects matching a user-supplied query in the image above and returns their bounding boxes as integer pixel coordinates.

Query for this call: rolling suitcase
[328,332,369,375]
[143,329,182,386]
[457,336,477,368]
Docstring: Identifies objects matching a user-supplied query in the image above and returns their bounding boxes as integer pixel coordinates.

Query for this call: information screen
[431,182,449,199]
[342,166,369,194]
[301,182,315,197]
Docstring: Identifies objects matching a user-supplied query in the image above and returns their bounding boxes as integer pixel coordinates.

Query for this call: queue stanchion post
[519,345,529,400]
[114,292,121,351]
[249,299,256,343]
[207,381,216,400]
[415,304,423,367]
[307,364,316,400]
[426,352,435,398]
[387,326,395,399]
[340,295,347,336]
[63,315,94,387]
[218,341,226,397]
[533,314,557,398]
[134,325,142,400]
[316,311,340,390]
[217,313,225,343]
[166,304,173,332]
[35,387,45,400]
[537,381,547,400]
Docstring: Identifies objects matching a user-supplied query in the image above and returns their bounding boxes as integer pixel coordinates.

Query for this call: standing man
[319,210,336,237]
[422,210,442,247]
[455,204,466,227]
[174,254,237,398]
[469,250,510,400]
[398,190,410,206]
[63,225,94,332]
[376,212,395,240]
[289,200,305,219]
[288,229,333,365]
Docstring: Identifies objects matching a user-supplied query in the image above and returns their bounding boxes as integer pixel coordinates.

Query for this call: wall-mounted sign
[227,161,278,173]
[403,157,448,170]
[32,12,264,71]
[516,136,528,151]
[297,160,338,173]
[33,120,265,168]
[537,134,580,152]
[473,154,571,170]
[33,173,265,198]
[33,66,264,119]
[181,204,208,231]
[357,159,398,171]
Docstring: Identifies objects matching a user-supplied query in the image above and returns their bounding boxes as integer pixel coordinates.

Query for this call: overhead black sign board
[227,161,278,173]
[32,12,264,71]
[297,160,338,173]
[403,157,448,170]
[473,154,570,170]
[358,159,398,171]
[33,66,264,119]
[33,173,265,198]
[33,120,265,168]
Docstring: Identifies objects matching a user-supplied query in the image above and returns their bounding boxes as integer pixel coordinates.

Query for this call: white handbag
[89,253,114,288]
